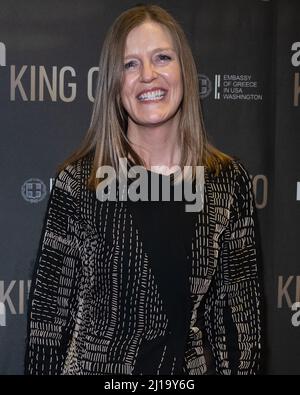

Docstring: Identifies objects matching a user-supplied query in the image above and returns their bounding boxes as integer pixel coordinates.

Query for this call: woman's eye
[124,61,137,70]
[157,54,172,62]
[124,55,171,70]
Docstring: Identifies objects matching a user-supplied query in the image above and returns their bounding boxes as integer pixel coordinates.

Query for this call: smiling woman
[24,4,262,375]
[121,21,183,157]
[56,3,233,182]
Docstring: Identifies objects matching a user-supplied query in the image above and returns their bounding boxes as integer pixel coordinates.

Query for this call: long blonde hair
[58,4,232,189]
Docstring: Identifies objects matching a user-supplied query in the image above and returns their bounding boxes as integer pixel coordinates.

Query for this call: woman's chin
[133,114,174,127]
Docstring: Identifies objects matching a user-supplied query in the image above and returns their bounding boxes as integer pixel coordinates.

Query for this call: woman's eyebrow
[124,47,175,59]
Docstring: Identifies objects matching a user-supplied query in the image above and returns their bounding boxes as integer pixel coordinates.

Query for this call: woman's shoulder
[226,157,252,182]
[206,156,252,192]
[54,150,94,192]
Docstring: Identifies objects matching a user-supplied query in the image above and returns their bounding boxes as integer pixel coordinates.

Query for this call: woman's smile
[121,21,183,127]
[137,88,168,103]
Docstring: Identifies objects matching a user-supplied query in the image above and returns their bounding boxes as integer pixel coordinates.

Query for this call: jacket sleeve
[204,161,262,375]
[24,164,83,375]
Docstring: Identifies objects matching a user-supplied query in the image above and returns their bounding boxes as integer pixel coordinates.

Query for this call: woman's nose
[140,61,157,82]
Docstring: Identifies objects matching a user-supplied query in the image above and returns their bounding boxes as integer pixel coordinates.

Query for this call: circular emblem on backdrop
[198,74,212,99]
[21,178,47,203]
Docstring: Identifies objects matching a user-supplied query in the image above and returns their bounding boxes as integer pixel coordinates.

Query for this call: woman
[24,4,262,375]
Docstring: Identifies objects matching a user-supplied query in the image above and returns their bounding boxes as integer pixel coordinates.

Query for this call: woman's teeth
[138,90,166,101]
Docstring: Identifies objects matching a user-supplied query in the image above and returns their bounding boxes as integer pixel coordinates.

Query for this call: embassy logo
[198,74,212,99]
[215,74,262,101]
[21,178,47,204]
[198,73,263,101]
[0,42,6,66]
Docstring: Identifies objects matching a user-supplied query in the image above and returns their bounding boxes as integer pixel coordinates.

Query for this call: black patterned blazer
[24,152,262,375]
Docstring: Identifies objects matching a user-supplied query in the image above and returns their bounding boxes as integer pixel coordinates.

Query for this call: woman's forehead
[124,21,174,54]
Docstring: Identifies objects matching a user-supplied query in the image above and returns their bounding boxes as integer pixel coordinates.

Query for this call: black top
[25,153,262,375]
[127,170,198,374]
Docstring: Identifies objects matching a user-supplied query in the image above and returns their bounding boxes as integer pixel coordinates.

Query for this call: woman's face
[120,21,183,128]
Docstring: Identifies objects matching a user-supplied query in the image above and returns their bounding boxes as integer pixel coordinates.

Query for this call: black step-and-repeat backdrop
[0,0,299,375]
